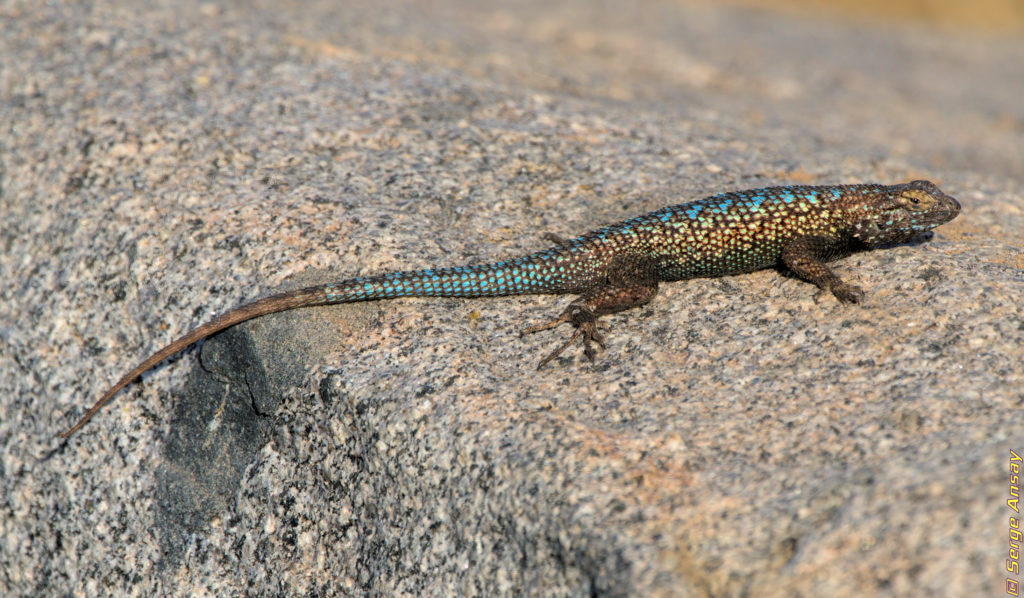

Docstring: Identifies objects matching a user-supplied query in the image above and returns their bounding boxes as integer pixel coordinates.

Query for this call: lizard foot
[830,282,864,303]
[522,304,606,369]
[814,281,864,304]
[542,233,572,247]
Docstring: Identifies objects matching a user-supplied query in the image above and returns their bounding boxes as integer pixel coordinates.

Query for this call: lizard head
[850,180,961,246]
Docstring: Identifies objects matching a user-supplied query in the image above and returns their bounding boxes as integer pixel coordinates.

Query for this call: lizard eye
[901,189,929,206]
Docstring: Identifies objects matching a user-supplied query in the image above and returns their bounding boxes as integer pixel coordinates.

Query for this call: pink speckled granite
[1,0,1022,595]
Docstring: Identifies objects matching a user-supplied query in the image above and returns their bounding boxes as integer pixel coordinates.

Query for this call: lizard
[59,179,961,438]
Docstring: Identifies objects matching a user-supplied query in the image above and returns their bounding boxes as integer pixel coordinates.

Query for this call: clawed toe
[584,327,606,361]
[542,233,572,247]
[536,326,584,369]
[520,312,569,337]
[528,304,607,369]
[525,278,657,368]
[814,282,864,304]
[832,283,864,304]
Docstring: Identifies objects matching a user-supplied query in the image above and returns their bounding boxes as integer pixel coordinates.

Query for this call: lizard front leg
[781,235,864,303]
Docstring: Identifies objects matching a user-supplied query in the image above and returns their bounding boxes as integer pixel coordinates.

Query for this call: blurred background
[2,1,1021,595]
[265,0,1024,185]
[728,0,1024,31]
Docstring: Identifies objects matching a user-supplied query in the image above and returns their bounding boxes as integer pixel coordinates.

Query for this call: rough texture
[1,0,1022,596]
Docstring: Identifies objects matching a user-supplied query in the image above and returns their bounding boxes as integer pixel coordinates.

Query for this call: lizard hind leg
[523,281,659,369]
[522,302,606,369]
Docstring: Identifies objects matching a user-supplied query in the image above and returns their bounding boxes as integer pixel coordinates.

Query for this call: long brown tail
[59,286,330,438]
[60,247,590,438]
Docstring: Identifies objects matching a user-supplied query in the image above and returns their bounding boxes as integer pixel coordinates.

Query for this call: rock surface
[1,0,1022,595]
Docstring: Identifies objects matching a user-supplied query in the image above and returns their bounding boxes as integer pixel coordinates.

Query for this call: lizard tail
[61,253,579,438]
[59,285,331,438]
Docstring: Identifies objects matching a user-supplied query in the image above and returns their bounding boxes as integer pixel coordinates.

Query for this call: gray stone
[2,0,1021,596]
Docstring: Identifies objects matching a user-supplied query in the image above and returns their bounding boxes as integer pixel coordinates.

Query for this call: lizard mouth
[945,196,962,220]
[927,186,961,224]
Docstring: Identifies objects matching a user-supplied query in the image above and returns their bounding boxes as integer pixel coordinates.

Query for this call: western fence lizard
[60,180,960,437]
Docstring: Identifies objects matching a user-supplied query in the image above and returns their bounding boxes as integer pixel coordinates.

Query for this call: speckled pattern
[328,183,959,299]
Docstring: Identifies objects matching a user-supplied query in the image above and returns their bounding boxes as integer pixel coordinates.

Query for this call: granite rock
[1,0,1022,596]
